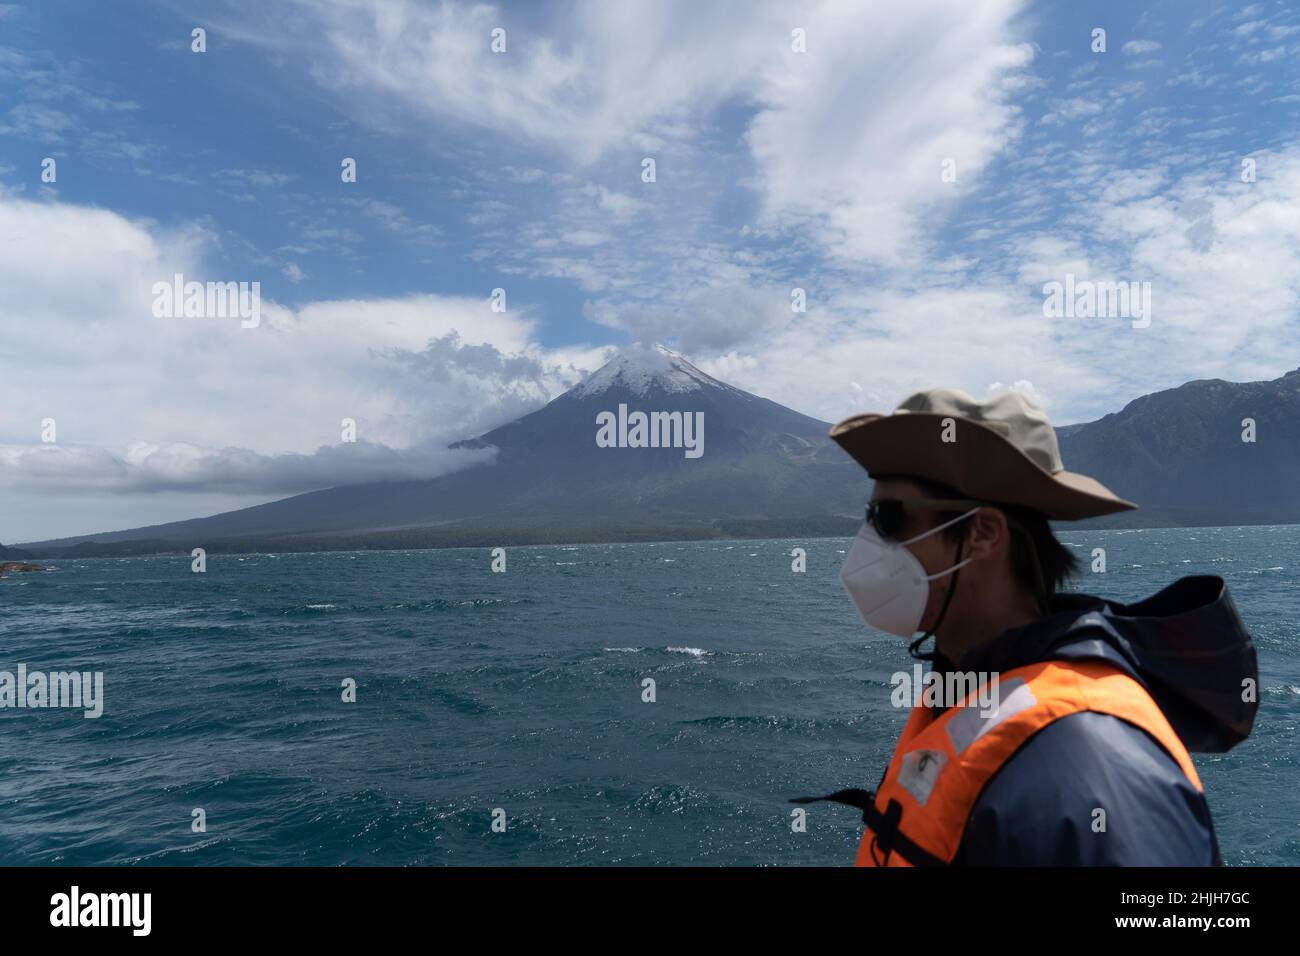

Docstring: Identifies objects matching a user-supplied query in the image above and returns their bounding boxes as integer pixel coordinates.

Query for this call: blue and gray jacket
[939,575,1257,865]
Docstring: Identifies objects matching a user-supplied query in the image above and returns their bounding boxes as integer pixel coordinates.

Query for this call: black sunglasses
[865,498,984,540]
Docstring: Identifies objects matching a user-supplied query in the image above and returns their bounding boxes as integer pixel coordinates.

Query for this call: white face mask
[838,507,979,637]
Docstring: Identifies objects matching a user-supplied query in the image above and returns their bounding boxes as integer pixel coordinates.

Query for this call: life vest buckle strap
[789,788,877,816]
[874,799,903,856]
[789,790,948,867]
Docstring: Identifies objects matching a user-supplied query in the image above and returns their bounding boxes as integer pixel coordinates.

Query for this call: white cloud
[584,283,796,354]
[985,379,1045,406]
[219,0,1032,267]
[0,195,595,512]
[1122,40,1162,55]
[0,103,77,137]
[220,168,298,189]
[692,146,1300,430]
[585,185,645,221]
[0,439,494,495]
[1040,97,1104,126]
[1100,167,1167,203]
[743,2,1032,265]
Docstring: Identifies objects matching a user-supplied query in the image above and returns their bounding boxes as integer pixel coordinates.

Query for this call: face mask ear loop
[899,506,981,547]
[908,536,966,662]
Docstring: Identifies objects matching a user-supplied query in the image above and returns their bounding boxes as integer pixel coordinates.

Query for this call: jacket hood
[954,575,1258,753]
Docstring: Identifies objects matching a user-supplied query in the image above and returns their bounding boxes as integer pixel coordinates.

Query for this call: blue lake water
[1,527,1297,865]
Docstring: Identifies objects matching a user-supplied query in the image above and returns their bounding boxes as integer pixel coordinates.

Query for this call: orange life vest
[815,659,1202,867]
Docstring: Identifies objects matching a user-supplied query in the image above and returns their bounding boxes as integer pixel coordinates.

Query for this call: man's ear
[965,507,1009,560]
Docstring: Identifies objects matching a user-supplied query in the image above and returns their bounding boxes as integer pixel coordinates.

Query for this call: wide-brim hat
[830,387,1136,520]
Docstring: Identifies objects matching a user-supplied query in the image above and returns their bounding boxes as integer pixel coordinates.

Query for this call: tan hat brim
[830,412,1136,520]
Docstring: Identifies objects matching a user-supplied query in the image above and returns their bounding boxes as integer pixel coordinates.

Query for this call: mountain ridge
[17,352,1300,556]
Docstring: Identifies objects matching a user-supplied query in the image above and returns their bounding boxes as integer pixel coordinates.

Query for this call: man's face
[869,477,968,636]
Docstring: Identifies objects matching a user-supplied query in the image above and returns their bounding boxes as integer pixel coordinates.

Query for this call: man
[795,388,1258,866]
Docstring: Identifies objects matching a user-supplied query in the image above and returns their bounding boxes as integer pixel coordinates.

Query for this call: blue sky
[1,2,593,334]
[2,0,1300,540]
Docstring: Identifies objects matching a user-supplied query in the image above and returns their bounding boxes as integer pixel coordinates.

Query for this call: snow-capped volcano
[572,343,730,397]
[27,345,866,553]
